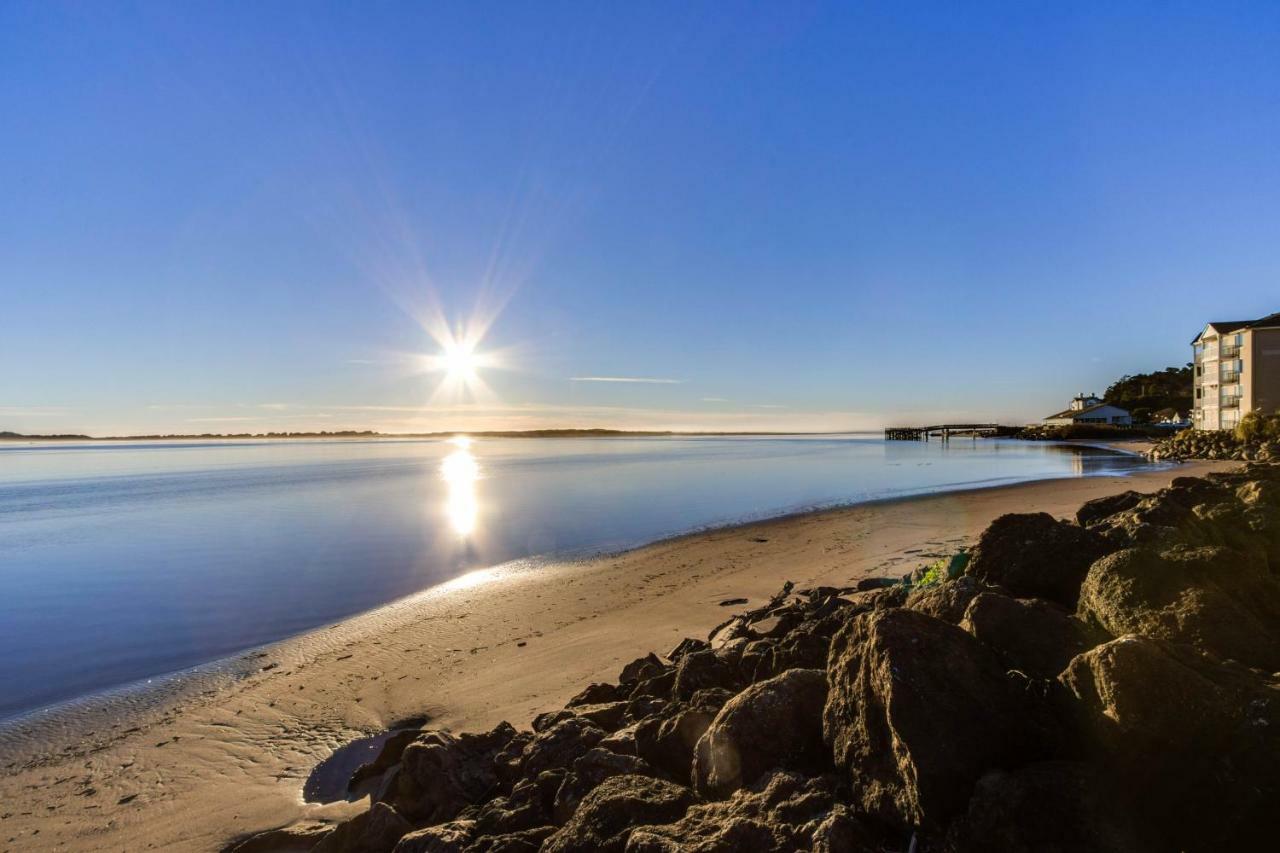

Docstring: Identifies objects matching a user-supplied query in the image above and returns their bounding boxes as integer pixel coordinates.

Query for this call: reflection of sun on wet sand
[0,459,1229,851]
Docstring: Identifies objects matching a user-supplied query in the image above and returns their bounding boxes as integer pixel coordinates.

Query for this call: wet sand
[0,459,1227,852]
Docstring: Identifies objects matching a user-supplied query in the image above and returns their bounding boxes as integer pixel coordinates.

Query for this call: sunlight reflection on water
[441,439,480,537]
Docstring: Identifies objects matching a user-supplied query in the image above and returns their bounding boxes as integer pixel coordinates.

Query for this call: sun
[442,341,481,380]
[416,315,504,403]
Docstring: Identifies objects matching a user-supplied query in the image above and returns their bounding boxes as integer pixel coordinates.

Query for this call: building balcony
[1221,397,1241,409]
[1222,345,1241,358]
[1221,372,1241,384]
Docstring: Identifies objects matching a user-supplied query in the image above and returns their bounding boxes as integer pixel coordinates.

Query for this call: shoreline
[0,459,1229,851]
[0,443,1150,732]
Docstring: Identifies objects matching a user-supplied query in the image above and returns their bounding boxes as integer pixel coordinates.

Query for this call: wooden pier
[884,423,1001,441]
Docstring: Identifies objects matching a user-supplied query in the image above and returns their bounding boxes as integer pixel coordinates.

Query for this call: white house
[1043,394,1132,427]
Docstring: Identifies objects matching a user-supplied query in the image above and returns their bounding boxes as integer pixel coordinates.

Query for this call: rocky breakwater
[229,464,1280,853]
[1148,428,1280,462]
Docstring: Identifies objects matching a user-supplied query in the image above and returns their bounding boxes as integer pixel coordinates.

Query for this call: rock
[598,723,639,756]
[854,576,897,591]
[671,650,739,701]
[521,718,607,778]
[467,826,555,852]
[349,729,426,793]
[314,802,412,853]
[1076,490,1143,527]
[492,731,534,793]
[619,654,665,685]
[571,701,628,732]
[965,512,1106,606]
[904,575,992,624]
[711,637,749,668]
[392,821,474,853]
[532,710,575,733]
[947,762,1137,853]
[810,804,878,853]
[552,749,655,824]
[824,608,1038,830]
[379,724,518,824]
[635,706,716,780]
[1077,545,1280,670]
[960,592,1099,678]
[692,669,828,798]
[567,683,621,707]
[542,775,697,853]
[227,822,335,853]
[623,771,850,853]
[666,638,708,660]
[1059,636,1280,849]
[470,780,552,838]
[629,669,676,699]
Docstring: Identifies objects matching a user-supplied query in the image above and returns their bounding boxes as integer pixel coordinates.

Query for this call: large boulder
[635,707,715,781]
[960,592,1100,678]
[378,724,518,823]
[542,775,697,853]
[947,761,1139,853]
[964,512,1106,606]
[227,822,335,853]
[1237,478,1280,508]
[313,802,412,853]
[624,771,862,853]
[1076,491,1144,527]
[671,649,740,700]
[904,575,993,624]
[1059,636,1280,850]
[1076,545,1280,670]
[521,717,607,778]
[392,821,474,853]
[552,749,655,824]
[692,669,828,798]
[823,608,1037,830]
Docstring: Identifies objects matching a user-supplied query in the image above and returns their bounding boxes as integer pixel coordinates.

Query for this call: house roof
[1191,311,1280,344]
[1042,402,1130,421]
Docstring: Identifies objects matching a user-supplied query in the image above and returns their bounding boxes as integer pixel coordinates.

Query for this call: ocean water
[0,435,1148,721]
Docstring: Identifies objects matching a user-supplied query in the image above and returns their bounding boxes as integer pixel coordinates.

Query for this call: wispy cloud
[570,376,683,384]
[701,397,729,403]
[185,416,261,423]
[0,406,66,417]
[344,359,380,365]
[752,404,788,409]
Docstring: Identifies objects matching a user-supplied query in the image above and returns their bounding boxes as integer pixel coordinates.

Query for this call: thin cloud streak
[0,406,67,417]
[570,376,683,384]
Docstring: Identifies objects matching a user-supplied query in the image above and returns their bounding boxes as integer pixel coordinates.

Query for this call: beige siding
[1251,327,1280,415]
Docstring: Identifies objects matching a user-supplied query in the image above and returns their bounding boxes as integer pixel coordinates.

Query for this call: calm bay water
[0,435,1147,720]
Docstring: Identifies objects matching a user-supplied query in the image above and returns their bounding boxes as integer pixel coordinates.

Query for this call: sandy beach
[0,459,1228,852]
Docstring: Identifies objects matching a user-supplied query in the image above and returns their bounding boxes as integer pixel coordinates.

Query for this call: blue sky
[3,1,1280,434]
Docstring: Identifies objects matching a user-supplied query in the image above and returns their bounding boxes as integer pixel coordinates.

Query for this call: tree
[1104,364,1193,423]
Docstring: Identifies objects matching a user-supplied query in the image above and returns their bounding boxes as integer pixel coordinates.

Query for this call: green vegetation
[1103,364,1193,424]
[1235,410,1280,444]
[909,550,969,589]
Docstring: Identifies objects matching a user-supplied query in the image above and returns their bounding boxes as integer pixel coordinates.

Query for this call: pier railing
[884,424,1001,441]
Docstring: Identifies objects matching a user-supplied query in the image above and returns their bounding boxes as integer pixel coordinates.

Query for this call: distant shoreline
[1,428,877,442]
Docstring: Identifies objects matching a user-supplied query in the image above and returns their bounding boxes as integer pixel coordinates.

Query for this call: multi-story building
[1191,312,1280,431]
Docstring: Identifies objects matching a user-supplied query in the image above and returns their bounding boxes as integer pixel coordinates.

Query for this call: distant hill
[1104,364,1193,423]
